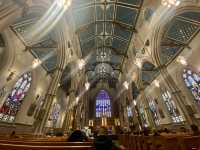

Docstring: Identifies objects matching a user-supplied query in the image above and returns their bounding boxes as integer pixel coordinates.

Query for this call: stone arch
[152,4,200,66]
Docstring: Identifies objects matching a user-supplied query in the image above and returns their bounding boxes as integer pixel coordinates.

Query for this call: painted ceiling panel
[179,11,200,23]
[112,37,128,53]
[118,0,142,6]
[79,24,95,41]
[113,24,131,40]
[106,5,114,20]
[96,22,104,35]
[31,48,57,72]
[160,11,200,65]
[72,0,93,7]
[160,46,181,65]
[71,0,142,84]
[11,12,58,74]
[96,5,104,20]
[166,18,199,43]
[73,6,95,28]
[105,23,113,35]
[116,6,138,25]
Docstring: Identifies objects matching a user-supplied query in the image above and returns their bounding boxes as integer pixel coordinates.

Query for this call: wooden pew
[0,143,93,150]
[0,140,93,146]
[119,134,200,150]
[179,136,200,150]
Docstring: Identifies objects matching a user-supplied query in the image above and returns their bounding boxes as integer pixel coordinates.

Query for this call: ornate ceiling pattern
[71,0,143,86]
[10,10,58,73]
[160,11,200,65]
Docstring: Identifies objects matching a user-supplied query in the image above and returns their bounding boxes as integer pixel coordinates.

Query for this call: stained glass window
[139,106,149,127]
[96,90,111,118]
[127,106,133,117]
[149,99,160,125]
[183,69,200,103]
[49,103,61,122]
[0,72,32,122]
[161,91,183,123]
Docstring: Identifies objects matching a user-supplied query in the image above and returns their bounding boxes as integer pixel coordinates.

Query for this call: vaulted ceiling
[71,0,143,87]
[10,10,58,73]
[160,11,200,65]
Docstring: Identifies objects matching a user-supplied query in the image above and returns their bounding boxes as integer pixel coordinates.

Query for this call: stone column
[34,20,68,135]
[61,91,75,132]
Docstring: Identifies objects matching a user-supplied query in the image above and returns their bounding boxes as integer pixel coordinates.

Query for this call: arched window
[0,72,32,122]
[149,99,160,126]
[183,69,200,103]
[96,90,111,118]
[161,91,183,123]
[127,106,133,117]
[139,106,149,127]
[49,103,61,122]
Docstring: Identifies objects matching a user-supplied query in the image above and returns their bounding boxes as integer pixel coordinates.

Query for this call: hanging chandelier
[161,0,181,7]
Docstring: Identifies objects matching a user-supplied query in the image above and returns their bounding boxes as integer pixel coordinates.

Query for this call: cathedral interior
[0,0,200,149]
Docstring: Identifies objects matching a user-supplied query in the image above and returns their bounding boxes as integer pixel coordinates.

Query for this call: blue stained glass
[96,90,111,118]
[127,106,133,117]
[49,103,60,122]
[161,91,183,123]
[0,72,32,123]
[149,99,160,126]
[183,69,200,103]
[139,107,148,127]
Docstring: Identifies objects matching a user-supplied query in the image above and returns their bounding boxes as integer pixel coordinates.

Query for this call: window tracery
[139,106,148,127]
[96,90,111,118]
[127,106,133,117]
[161,91,183,123]
[148,99,160,125]
[183,69,200,103]
[49,103,61,122]
[0,72,32,122]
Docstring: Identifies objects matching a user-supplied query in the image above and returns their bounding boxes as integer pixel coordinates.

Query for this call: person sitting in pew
[94,127,123,150]
[152,129,160,136]
[67,130,88,142]
[190,124,200,136]
[9,131,19,139]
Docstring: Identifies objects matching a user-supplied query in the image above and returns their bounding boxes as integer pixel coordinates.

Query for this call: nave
[0,0,200,149]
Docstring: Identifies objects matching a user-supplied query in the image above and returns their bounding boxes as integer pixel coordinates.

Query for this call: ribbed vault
[71,0,143,87]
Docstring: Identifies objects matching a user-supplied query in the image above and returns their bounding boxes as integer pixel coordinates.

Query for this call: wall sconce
[6,71,15,82]
[123,81,129,90]
[154,79,160,87]
[176,56,187,66]
[161,0,180,7]
[135,58,142,69]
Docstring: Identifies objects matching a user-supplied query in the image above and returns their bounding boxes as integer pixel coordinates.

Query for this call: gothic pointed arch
[95,89,111,118]
[0,72,32,122]
[153,8,200,66]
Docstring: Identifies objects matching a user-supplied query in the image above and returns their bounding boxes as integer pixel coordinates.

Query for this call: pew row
[0,143,93,150]
[0,140,93,146]
[119,134,200,150]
